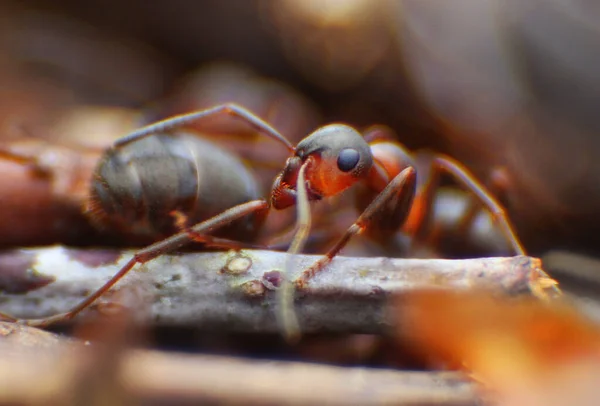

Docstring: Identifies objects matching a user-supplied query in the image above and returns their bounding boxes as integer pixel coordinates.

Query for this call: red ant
[0,103,530,338]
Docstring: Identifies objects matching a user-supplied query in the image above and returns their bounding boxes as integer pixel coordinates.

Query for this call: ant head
[295,124,373,197]
[270,124,373,210]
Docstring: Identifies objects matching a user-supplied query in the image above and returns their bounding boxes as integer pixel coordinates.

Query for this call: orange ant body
[0,103,526,337]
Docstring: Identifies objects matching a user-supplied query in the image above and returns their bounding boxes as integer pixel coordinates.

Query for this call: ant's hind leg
[0,200,269,328]
[430,156,525,256]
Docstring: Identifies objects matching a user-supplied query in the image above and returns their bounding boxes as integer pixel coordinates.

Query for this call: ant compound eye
[337,148,360,172]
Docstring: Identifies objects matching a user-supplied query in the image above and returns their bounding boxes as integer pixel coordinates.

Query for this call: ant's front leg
[295,166,417,288]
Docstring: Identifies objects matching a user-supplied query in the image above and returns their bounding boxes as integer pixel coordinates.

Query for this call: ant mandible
[0,103,527,339]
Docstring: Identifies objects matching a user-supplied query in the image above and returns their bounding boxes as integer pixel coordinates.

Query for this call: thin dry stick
[124,352,476,405]
[0,247,547,333]
[0,322,478,406]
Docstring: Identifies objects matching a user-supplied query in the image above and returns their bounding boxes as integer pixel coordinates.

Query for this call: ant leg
[0,150,36,165]
[401,155,523,256]
[170,210,268,250]
[295,167,417,289]
[452,166,512,239]
[0,149,49,177]
[405,157,559,298]
[432,156,561,298]
[397,155,467,255]
[430,156,525,256]
[262,222,342,251]
[115,103,294,151]
[258,198,342,251]
[3,199,269,327]
[399,156,437,244]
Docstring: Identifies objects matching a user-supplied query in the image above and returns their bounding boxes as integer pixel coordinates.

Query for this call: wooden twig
[124,351,476,405]
[0,322,478,406]
[0,247,547,333]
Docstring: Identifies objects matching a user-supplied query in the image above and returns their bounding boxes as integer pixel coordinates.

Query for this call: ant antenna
[278,159,312,342]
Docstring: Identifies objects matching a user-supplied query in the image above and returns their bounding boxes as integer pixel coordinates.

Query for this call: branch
[0,247,548,333]
[0,322,478,405]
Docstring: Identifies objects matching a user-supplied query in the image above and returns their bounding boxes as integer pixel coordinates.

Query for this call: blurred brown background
[1,0,600,258]
[2,4,600,404]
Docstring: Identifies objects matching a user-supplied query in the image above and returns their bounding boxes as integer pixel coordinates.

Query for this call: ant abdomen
[86,132,263,243]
